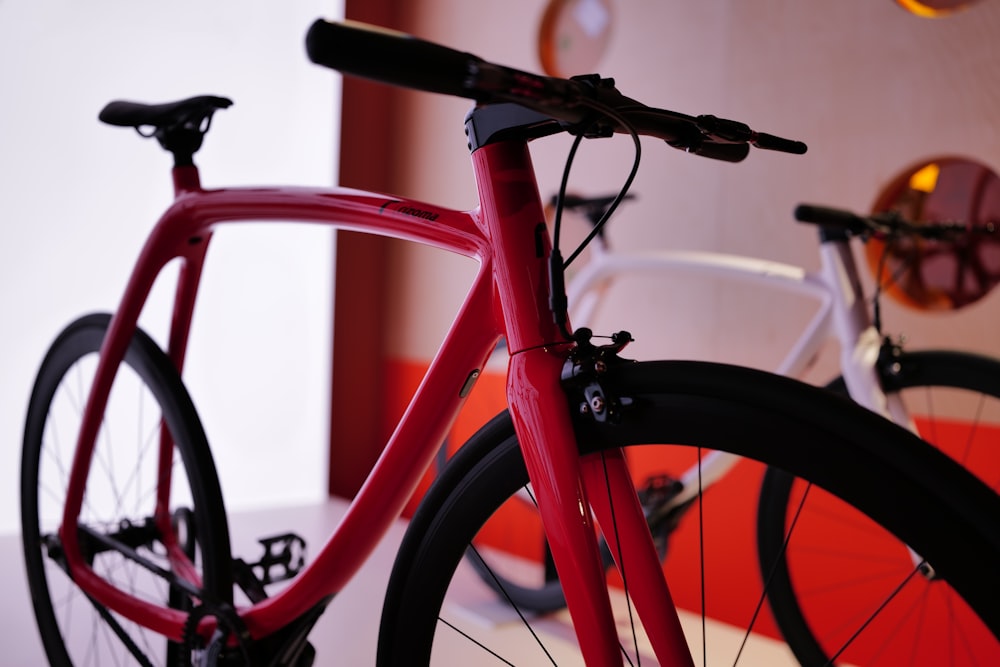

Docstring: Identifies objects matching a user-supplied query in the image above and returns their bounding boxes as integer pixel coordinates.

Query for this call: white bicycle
[450,194,1000,666]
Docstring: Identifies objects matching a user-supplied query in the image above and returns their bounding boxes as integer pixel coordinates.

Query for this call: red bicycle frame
[58,134,693,665]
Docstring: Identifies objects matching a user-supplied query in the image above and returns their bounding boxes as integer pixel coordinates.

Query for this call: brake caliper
[561,328,635,424]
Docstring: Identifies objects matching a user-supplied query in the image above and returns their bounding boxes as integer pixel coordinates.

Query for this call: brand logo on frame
[380,200,440,221]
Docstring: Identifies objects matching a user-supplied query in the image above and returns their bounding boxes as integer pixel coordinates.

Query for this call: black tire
[758,350,1000,666]
[377,359,1000,665]
[21,313,233,666]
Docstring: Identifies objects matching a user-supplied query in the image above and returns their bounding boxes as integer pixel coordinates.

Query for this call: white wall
[0,1,343,535]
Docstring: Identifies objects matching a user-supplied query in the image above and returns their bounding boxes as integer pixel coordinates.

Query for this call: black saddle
[99,95,233,165]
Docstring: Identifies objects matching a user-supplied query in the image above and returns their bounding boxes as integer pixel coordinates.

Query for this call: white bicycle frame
[565,228,918,508]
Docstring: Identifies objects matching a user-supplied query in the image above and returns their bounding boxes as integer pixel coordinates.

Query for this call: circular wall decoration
[868,157,1000,310]
[895,0,984,18]
[538,0,614,77]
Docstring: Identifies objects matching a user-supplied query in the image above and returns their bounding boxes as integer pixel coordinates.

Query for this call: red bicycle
[21,19,1000,666]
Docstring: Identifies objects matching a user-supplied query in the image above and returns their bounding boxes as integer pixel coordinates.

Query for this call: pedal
[638,474,683,512]
[637,475,686,561]
[251,533,307,585]
[233,533,307,603]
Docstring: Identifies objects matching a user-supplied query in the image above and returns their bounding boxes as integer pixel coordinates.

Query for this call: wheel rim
[22,319,229,667]
[764,360,1000,665]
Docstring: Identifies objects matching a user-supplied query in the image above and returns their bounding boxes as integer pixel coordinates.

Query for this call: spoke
[919,386,939,445]
[69,361,88,414]
[96,413,125,516]
[791,561,917,598]
[84,590,156,667]
[697,447,707,667]
[786,498,888,540]
[114,407,160,518]
[45,402,71,491]
[465,544,558,665]
[959,392,987,466]
[943,588,979,663]
[599,451,639,667]
[905,586,931,665]
[438,618,516,666]
[136,389,147,515]
[827,561,927,664]
[739,481,812,665]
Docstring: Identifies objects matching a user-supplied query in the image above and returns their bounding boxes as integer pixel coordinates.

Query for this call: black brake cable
[562,98,642,268]
[872,234,891,335]
[872,221,922,335]
[549,98,642,340]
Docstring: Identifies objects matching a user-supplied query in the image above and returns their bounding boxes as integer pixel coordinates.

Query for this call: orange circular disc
[895,0,984,18]
[867,157,1000,310]
[538,0,615,77]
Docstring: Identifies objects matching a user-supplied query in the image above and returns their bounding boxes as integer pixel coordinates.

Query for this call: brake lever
[696,114,807,155]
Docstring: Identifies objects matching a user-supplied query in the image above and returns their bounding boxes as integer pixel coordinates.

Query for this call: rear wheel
[378,360,1000,665]
[758,349,1000,665]
[21,314,233,666]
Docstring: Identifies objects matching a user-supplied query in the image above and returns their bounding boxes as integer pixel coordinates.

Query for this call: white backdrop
[0,1,344,535]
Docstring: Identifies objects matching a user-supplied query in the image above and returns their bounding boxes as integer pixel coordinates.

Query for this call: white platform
[4,497,798,665]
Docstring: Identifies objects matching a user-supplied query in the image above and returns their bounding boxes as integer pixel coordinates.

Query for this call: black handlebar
[305,19,806,162]
[795,203,993,240]
[305,20,483,99]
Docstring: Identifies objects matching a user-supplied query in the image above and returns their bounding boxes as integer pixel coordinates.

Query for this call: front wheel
[377,360,1000,665]
[758,349,1000,665]
[21,313,233,667]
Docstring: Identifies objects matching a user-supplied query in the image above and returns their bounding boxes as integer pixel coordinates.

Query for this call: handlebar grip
[305,19,482,99]
[753,132,808,155]
[794,204,868,232]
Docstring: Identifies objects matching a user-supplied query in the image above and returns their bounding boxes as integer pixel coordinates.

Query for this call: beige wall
[384,0,1000,382]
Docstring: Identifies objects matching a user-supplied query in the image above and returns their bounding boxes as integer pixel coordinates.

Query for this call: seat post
[172,165,202,195]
